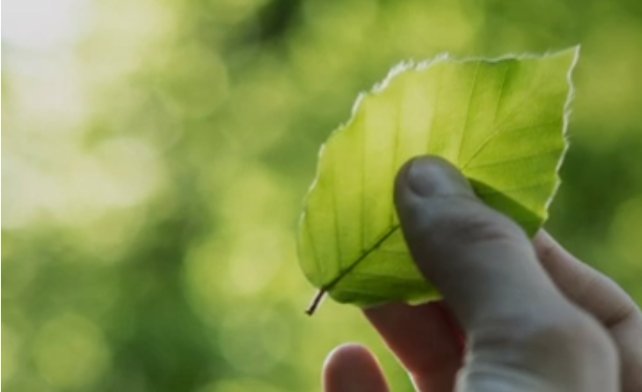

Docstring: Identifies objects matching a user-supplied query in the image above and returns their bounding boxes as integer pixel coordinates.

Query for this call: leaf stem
[305,289,326,316]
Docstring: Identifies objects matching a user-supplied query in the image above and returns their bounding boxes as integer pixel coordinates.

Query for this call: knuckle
[473,307,619,391]
[535,235,558,263]
[480,305,617,364]
[599,277,640,327]
[538,312,613,355]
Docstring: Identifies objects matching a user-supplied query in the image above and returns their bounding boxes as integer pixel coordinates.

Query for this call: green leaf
[298,48,579,312]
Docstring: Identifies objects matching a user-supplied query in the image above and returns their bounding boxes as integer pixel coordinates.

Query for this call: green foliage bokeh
[3,0,642,391]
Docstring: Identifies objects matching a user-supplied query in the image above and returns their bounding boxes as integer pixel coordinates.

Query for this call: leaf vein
[322,225,400,292]
[389,89,402,225]
[360,115,365,253]
[457,63,481,163]
[425,65,443,151]
[465,145,564,171]
[462,121,561,170]
[304,214,323,280]
[476,180,555,195]
[331,159,343,265]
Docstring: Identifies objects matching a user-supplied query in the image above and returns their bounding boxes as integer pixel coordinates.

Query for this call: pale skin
[323,156,642,392]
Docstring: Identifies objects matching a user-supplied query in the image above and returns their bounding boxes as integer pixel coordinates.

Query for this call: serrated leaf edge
[298,46,580,303]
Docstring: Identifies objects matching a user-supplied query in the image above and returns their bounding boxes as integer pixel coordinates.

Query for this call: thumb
[394,156,618,391]
[394,156,560,329]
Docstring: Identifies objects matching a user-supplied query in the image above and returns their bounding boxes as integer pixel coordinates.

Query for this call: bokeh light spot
[3,0,92,50]
[33,313,111,389]
[218,308,291,375]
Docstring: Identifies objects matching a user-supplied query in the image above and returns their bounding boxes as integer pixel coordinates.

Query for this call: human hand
[323,156,642,392]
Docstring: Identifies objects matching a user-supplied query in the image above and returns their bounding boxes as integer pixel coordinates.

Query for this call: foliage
[299,50,576,308]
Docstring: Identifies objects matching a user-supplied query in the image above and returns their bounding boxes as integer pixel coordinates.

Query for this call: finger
[394,156,618,391]
[534,231,639,326]
[394,156,567,329]
[323,344,389,392]
[535,231,642,392]
[364,301,463,392]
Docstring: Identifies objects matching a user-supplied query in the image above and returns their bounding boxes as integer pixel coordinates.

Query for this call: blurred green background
[3,0,642,390]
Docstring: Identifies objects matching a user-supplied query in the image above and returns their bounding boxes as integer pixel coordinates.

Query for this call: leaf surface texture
[298,49,578,307]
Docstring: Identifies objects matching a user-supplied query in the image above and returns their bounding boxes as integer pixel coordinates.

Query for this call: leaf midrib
[322,224,400,292]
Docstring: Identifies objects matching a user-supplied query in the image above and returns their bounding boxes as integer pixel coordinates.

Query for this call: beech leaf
[298,48,579,313]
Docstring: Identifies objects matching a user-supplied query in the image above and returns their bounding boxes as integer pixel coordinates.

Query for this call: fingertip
[324,343,372,368]
[323,343,389,392]
[394,157,479,247]
[394,156,474,202]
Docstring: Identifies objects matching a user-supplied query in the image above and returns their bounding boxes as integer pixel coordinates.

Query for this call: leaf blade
[299,48,579,309]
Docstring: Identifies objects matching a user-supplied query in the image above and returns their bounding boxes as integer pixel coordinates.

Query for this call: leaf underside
[298,48,579,310]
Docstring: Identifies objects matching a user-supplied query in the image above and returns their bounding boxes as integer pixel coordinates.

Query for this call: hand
[323,156,642,392]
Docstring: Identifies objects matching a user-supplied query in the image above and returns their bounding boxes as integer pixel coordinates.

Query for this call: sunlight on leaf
[298,48,579,311]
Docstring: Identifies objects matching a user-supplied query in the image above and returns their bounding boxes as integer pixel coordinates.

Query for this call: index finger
[534,231,642,392]
[363,300,463,392]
